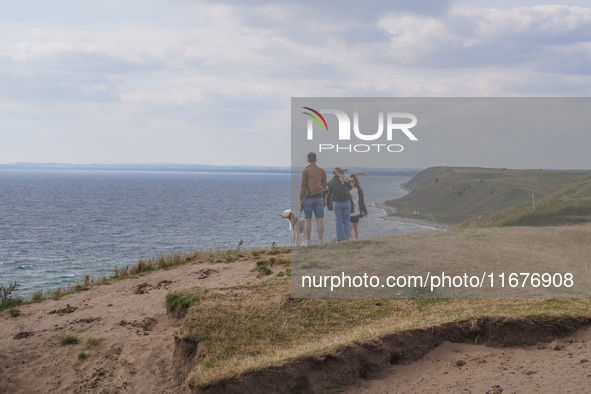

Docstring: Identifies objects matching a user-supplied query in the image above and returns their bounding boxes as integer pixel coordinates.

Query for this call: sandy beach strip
[376,201,450,229]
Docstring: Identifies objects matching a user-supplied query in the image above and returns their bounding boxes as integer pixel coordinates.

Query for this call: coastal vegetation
[0,248,288,311]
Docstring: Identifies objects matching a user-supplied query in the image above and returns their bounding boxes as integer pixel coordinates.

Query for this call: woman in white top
[348,174,368,240]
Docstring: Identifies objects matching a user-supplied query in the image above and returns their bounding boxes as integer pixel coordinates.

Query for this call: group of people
[299,152,368,245]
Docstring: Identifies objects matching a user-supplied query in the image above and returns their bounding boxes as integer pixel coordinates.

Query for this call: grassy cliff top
[386,167,590,225]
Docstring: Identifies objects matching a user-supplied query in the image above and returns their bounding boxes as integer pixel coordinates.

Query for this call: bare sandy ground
[2,257,591,393]
[0,259,261,394]
[346,327,591,393]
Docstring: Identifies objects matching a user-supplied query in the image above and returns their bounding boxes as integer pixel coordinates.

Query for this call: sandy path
[0,260,261,394]
[346,327,591,394]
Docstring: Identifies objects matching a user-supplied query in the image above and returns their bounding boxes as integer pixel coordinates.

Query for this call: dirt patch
[197,268,219,279]
[69,317,101,325]
[48,304,77,315]
[192,316,591,394]
[119,317,157,334]
[134,280,173,294]
[13,332,33,340]
[156,280,174,289]
[134,282,152,294]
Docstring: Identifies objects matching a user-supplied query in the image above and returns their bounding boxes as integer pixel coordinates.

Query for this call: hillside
[463,173,591,227]
[385,167,588,225]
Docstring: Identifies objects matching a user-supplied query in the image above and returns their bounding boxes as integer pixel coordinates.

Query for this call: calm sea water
[0,170,435,298]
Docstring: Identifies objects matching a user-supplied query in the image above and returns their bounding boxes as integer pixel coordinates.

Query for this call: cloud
[3,3,591,105]
[376,5,591,70]
[2,1,591,166]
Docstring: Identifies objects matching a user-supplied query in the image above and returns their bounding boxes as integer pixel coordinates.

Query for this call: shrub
[0,281,23,311]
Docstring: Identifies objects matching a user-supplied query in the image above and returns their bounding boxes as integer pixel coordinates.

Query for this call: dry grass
[172,225,591,388]
[292,224,591,298]
[180,275,591,388]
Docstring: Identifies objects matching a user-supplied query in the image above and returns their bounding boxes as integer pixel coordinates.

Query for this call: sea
[0,169,437,298]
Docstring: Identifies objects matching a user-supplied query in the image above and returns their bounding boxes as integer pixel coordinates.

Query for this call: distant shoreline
[0,163,291,174]
[0,163,421,176]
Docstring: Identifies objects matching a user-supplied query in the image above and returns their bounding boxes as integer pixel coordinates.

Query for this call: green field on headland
[385,166,591,225]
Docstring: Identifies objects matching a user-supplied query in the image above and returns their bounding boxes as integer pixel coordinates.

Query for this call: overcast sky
[2,0,591,167]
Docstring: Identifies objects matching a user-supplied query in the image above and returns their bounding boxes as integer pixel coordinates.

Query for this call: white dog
[280,209,305,246]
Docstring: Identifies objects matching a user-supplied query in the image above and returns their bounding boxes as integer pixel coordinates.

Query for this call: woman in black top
[348,174,368,240]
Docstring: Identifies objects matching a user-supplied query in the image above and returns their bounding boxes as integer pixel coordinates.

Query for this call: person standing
[349,174,368,240]
[327,167,352,242]
[299,152,327,245]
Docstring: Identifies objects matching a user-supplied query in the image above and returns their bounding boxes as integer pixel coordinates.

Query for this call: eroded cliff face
[187,316,591,394]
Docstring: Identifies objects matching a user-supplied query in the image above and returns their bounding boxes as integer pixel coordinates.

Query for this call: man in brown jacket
[300,152,327,245]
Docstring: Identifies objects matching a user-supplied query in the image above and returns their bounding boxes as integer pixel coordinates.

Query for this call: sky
[1,0,591,168]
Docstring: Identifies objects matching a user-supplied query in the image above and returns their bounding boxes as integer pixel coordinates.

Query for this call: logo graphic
[303,107,418,153]
[302,107,328,130]
[302,107,329,139]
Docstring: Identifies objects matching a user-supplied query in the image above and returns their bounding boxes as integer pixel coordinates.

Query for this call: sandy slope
[0,259,261,394]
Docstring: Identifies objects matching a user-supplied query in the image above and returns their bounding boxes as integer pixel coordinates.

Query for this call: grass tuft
[9,308,21,317]
[61,336,79,345]
[30,290,44,303]
[165,287,216,314]
[255,260,272,276]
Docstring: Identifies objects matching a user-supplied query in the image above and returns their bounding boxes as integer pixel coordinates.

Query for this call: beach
[376,202,450,230]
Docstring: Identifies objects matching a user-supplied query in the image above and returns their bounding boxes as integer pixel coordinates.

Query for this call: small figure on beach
[327,167,352,242]
[299,152,328,246]
[348,173,368,240]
